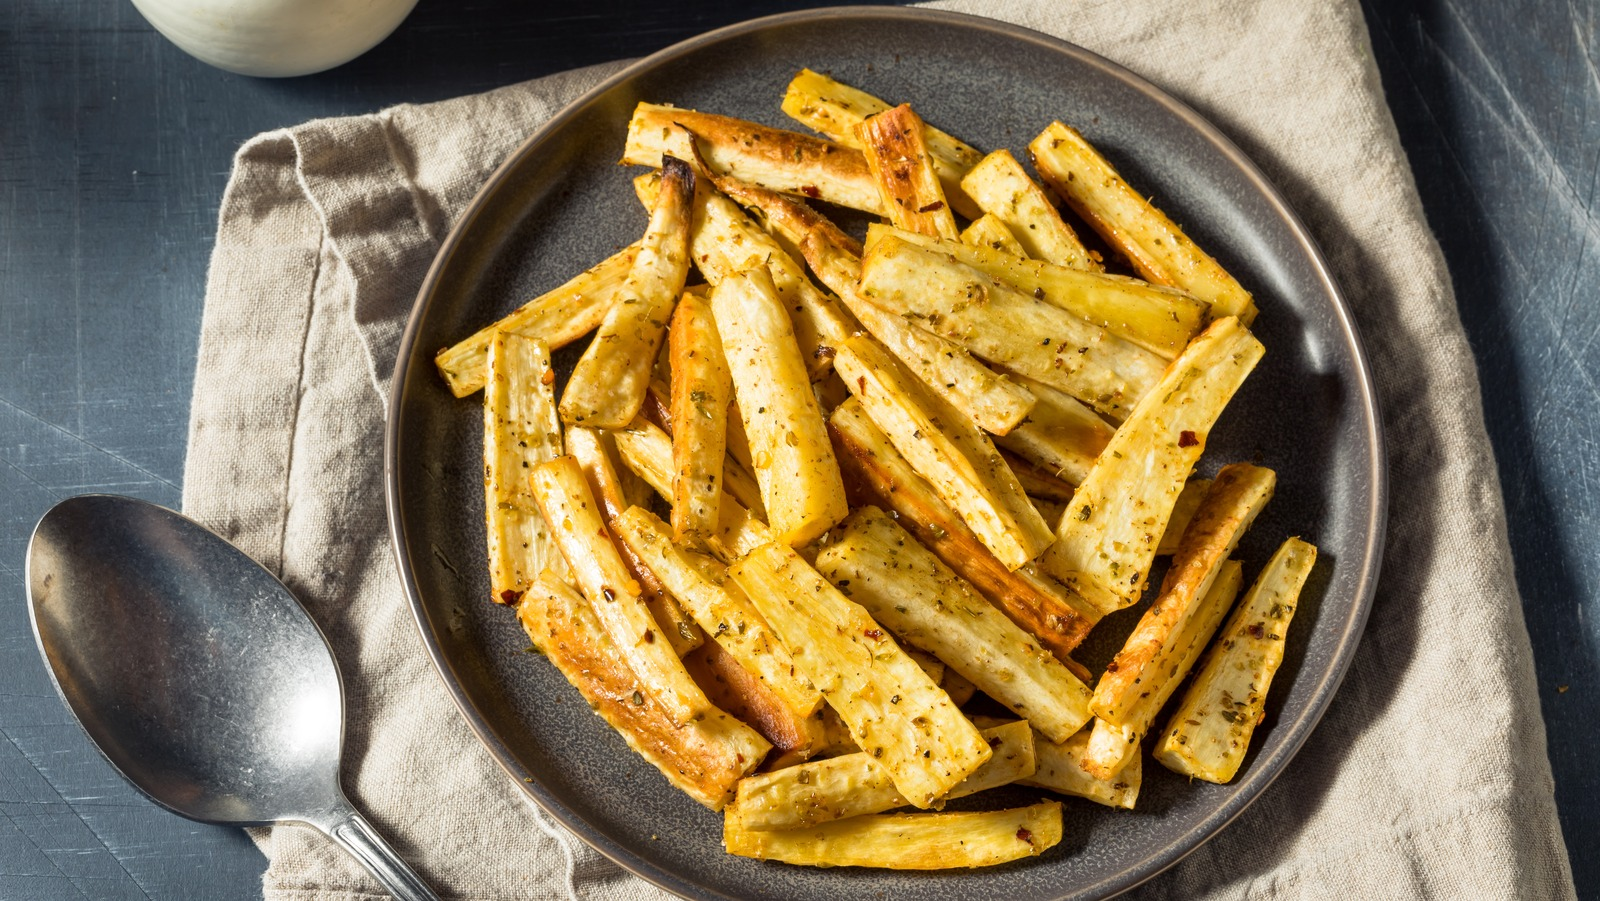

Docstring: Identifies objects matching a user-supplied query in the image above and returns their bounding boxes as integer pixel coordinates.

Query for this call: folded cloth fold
[182,1,1575,898]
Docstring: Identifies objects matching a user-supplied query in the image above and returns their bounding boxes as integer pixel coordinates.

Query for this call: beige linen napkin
[182,1,1576,898]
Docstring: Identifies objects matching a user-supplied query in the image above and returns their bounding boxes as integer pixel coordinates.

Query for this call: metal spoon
[25,494,440,901]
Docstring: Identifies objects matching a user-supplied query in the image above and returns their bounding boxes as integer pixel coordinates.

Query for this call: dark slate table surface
[2,1,1594,898]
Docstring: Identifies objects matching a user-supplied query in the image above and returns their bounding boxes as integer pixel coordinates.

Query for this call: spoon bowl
[27,494,438,901]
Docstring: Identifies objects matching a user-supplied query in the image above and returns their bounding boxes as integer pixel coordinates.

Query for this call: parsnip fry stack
[561,156,693,428]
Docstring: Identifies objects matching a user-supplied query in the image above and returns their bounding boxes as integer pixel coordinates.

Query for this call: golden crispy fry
[436,244,638,397]
[1158,478,1214,555]
[683,639,825,761]
[723,800,1062,869]
[561,158,692,427]
[1043,317,1264,613]
[856,104,960,239]
[483,333,567,605]
[668,293,732,548]
[516,575,767,810]
[960,212,1026,257]
[727,542,991,807]
[1030,122,1257,323]
[993,373,1114,486]
[1154,538,1317,783]
[712,267,849,547]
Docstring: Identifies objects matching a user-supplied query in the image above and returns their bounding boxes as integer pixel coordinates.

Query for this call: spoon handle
[319,799,442,901]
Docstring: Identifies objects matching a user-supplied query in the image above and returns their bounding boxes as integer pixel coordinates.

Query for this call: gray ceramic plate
[386,8,1386,900]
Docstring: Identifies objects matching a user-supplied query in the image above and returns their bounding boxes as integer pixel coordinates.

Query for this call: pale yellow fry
[483,332,566,603]
[515,574,767,810]
[815,507,1092,743]
[866,223,1205,361]
[1094,464,1276,725]
[1043,317,1263,613]
[856,104,960,239]
[1030,122,1257,324]
[561,158,692,428]
[727,542,990,807]
[529,456,709,724]
[960,213,1026,257]
[435,244,638,397]
[729,721,1034,831]
[833,336,1054,570]
[780,68,984,219]
[723,801,1062,869]
[858,235,1166,420]
[712,267,848,547]
[612,505,823,722]
[668,293,731,548]
[960,149,1099,271]
[976,718,1141,810]
[1154,538,1318,783]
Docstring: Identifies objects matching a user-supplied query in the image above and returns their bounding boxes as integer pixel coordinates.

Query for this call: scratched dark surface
[0,0,1593,899]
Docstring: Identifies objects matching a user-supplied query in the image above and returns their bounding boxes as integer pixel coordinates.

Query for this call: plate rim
[384,7,1389,900]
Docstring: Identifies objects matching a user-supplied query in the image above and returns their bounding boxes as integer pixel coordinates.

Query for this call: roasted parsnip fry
[866,224,1206,359]
[833,336,1054,569]
[436,244,638,397]
[727,543,991,807]
[1155,538,1317,783]
[684,640,825,761]
[1007,721,1140,810]
[960,212,1026,257]
[613,506,823,721]
[561,158,693,428]
[668,293,732,548]
[516,575,767,810]
[530,456,710,724]
[816,507,1093,743]
[729,721,1034,831]
[614,416,767,522]
[483,333,567,608]
[858,235,1166,419]
[634,170,856,376]
[828,398,1098,658]
[780,68,984,218]
[1158,478,1214,555]
[1044,317,1264,613]
[1030,122,1257,324]
[994,373,1114,486]
[1081,560,1243,780]
[723,801,1062,869]
[960,149,1099,271]
[566,426,702,656]
[856,104,960,239]
[1094,464,1276,725]
[712,267,848,547]
[623,102,882,214]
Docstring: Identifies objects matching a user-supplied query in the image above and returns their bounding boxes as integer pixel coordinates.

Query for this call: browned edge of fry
[683,639,818,761]
[855,104,959,239]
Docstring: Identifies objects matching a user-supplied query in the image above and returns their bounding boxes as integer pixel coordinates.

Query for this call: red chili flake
[1016,827,1034,844]
[800,185,822,199]
[1104,661,1120,673]
[540,369,556,386]
[916,201,945,213]
[864,628,884,640]
[644,629,656,644]
[496,589,523,606]
[1247,623,1266,639]
[1178,430,1199,448]
[857,376,868,394]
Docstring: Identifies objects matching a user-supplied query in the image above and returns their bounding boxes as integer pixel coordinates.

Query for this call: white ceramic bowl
[130,0,419,77]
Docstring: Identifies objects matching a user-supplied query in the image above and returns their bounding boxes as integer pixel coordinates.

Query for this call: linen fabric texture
[182,1,1575,897]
